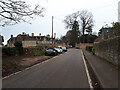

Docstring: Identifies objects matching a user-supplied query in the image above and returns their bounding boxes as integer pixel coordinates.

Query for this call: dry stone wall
[94,36,120,66]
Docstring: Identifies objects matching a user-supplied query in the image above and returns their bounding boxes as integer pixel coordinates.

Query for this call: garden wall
[94,36,120,66]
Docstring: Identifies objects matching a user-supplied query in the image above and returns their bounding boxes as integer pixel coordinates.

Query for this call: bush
[14,41,22,47]
[16,47,24,55]
[92,48,95,55]
[2,47,16,56]
[86,46,93,52]
[14,41,24,55]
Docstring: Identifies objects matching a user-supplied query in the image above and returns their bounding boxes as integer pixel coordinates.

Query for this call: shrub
[14,41,24,55]
[92,48,95,55]
[86,46,93,52]
[14,41,22,47]
[2,47,16,56]
[16,47,24,55]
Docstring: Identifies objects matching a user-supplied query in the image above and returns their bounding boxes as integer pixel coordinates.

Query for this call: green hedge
[2,47,16,56]
[86,46,93,52]
[86,46,95,55]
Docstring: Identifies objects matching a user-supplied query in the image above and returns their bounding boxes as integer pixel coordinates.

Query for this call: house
[94,27,113,43]
[7,32,54,47]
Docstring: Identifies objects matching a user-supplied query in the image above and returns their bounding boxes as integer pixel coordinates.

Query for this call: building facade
[7,32,54,47]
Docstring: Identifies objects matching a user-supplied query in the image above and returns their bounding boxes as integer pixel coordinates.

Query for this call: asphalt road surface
[3,49,90,88]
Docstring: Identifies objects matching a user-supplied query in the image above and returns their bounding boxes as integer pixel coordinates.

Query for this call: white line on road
[2,56,58,80]
[2,52,67,80]
[81,50,94,90]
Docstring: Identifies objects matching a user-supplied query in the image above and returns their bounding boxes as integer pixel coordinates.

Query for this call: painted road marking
[2,51,67,80]
[2,55,59,80]
[81,50,94,90]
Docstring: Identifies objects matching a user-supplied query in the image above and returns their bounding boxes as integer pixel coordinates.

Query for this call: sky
[1,0,119,45]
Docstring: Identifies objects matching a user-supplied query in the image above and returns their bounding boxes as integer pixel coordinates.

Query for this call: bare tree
[64,10,94,35]
[63,12,79,29]
[63,10,94,43]
[78,10,94,35]
[0,0,45,26]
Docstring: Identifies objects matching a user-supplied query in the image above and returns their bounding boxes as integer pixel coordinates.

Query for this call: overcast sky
[1,0,119,44]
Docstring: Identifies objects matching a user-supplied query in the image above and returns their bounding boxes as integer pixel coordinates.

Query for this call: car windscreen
[47,49,54,51]
[54,47,60,49]
[62,47,66,49]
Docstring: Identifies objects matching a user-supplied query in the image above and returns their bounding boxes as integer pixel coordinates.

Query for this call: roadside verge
[2,55,53,79]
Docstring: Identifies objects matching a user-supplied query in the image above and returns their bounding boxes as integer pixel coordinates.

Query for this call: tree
[98,28,103,36]
[70,20,80,46]
[60,36,68,45]
[2,35,4,42]
[78,10,94,43]
[80,34,97,43]
[0,0,45,26]
[14,41,23,55]
[78,10,94,36]
[0,35,4,45]
[14,41,22,47]
[64,10,94,43]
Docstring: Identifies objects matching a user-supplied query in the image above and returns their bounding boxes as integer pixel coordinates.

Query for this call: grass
[2,60,17,71]
[76,47,80,49]
[34,50,45,56]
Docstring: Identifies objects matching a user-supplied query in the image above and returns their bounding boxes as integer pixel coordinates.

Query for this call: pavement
[82,49,119,88]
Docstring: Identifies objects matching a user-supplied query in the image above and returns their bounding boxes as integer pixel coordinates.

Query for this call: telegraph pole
[52,16,54,46]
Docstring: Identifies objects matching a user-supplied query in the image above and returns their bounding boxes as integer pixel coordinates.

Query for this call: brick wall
[94,36,120,66]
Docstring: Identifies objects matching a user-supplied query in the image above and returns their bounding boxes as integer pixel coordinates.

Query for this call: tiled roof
[8,34,52,43]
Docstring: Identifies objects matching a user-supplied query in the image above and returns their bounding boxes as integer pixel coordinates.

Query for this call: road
[3,49,90,88]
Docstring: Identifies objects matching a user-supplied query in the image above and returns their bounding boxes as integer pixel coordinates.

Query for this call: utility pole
[52,16,54,46]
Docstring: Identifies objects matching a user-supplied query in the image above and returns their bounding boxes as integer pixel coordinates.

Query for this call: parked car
[62,46,67,52]
[45,48,58,56]
[69,45,72,48]
[54,47,63,54]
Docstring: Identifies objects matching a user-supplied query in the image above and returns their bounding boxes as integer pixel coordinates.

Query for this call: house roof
[94,36,102,42]
[8,34,53,43]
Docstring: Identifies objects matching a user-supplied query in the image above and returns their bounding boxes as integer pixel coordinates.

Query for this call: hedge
[2,47,16,56]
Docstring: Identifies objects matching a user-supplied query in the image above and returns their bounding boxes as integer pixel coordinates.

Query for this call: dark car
[45,48,58,56]
[69,45,73,48]
[62,47,67,52]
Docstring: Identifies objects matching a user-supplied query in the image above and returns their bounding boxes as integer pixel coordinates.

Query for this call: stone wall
[94,36,120,66]
[76,43,93,49]
[22,41,37,47]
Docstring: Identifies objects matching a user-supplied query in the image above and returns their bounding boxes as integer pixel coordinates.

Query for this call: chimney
[22,32,25,35]
[39,33,41,36]
[11,35,13,38]
[32,33,34,36]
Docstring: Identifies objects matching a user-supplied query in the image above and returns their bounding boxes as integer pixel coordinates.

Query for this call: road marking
[2,52,67,80]
[2,56,58,80]
[81,50,94,90]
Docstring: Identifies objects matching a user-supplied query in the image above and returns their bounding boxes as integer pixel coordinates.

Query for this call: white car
[54,47,63,54]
